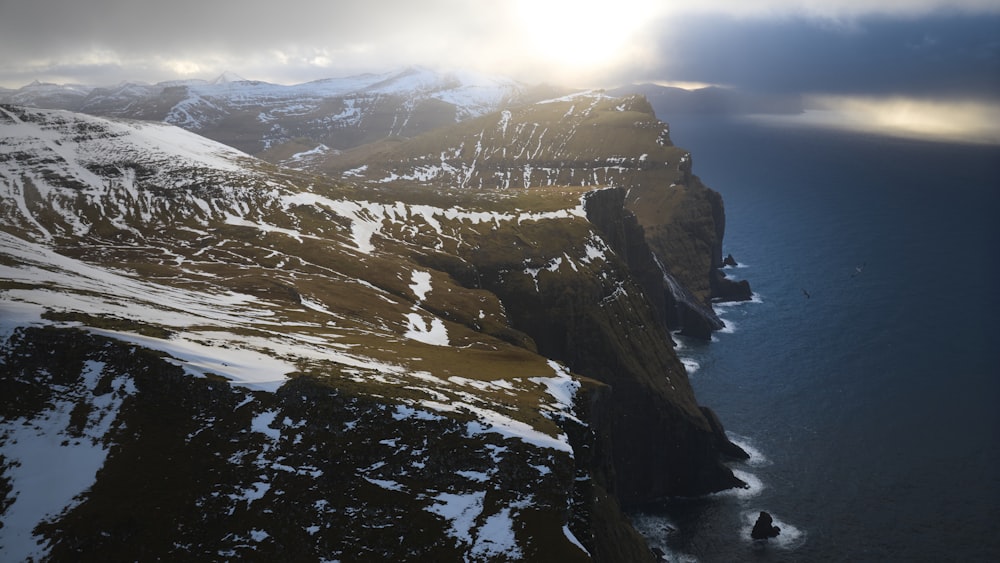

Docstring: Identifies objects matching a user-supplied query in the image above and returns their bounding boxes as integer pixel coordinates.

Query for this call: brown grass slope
[318,93,734,308]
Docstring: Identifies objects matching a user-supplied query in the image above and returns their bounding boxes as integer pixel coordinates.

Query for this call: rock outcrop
[711,269,753,302]
[751,511,782,540]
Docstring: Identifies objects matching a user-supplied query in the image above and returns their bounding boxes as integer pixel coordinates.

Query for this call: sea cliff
[1,98,750,561]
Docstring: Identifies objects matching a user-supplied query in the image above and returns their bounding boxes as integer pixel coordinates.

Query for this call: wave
[670,332,702,375]
[714,469,764,499]
[712,292,763,308]
[629,513,700,563]
[726,433,771,468]
[709,293,763,336]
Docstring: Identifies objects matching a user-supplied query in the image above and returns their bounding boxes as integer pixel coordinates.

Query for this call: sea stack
[751,511,781,540]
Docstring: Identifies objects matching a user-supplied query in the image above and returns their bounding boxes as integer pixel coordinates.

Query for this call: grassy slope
[1,127,661,559]
[318,93,725,302]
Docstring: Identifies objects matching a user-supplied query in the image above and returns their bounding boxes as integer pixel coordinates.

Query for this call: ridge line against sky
[1,0,998,144]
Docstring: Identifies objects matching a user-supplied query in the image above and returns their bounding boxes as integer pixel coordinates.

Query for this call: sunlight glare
[164,59,203,76]
[515,0,656,75]
[752,95,1000,145]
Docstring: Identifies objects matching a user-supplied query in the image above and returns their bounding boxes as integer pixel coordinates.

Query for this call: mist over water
[638,115,1000,561]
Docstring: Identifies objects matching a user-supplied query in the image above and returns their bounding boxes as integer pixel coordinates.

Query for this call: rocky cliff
[318,92,750,337]
[1,101,748,561]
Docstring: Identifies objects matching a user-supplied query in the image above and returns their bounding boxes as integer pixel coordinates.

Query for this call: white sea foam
[710,291,764,336]
[722,262,750,269]
[712,292,763,308]
[740,510,807,550]
[681,357,700,375]
[628,512,699,563]
[671,332,703,375]
[726,433,771,468]
[714,469,764,499]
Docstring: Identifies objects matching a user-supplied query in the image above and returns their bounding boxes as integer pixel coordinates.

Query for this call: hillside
[0,104,748,561]
[316,92,751,337]
[0,68,559,156]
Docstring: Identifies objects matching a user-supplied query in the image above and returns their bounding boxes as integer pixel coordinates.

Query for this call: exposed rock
[584,187,668,329]
[723,253,738,267]
[471,187,748,503]
[567,380,657,562]
[711,269,753,302]
[751,511,782,540]
[699,406,750,461]
[662,268,725,339]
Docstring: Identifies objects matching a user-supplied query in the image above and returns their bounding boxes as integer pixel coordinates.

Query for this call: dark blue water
[633,116,1000,561]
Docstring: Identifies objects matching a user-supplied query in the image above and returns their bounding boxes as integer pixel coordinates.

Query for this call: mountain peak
[210,71,248,85]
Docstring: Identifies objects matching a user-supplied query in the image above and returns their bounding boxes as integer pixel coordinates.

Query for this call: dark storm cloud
[651,13,1000,101]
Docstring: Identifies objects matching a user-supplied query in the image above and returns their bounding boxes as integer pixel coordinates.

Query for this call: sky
[1,0,998,143]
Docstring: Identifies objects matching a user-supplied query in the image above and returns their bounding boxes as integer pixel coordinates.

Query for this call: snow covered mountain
[0,98,747,561]
[0,68,539,156]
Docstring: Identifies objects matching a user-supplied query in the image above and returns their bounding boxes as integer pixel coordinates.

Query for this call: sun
[515,0,656,75]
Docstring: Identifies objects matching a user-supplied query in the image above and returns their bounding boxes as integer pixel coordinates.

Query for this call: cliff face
[430,185,746,503]
[320,92,748,337]
[578,190,746,501]
[1,101,749,561]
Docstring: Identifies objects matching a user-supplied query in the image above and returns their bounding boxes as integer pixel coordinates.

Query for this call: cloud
[0,1,521,86]
[0,0,998,103]
[659,0,1000,18]
[748,96,1000,144]
[643,12,1000,101]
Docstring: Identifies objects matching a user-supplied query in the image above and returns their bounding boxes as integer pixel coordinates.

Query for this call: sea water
[633,115,1000,561]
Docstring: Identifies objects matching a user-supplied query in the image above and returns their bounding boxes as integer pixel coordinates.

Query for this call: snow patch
[409,270,432,302]
[403,313,450,346]
[0,361,135,562]
[564,525,591,556]
[428,492,486,544]
[469,507,522,559]
[251,410,282,441]
[530,360,582,424]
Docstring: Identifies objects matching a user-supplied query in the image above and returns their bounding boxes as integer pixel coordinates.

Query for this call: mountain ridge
[1,90,749,561]
[0,67,547,155]
[315,91,748,336]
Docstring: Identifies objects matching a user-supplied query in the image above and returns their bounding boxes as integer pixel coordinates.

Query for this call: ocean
[631,115,1000,561]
